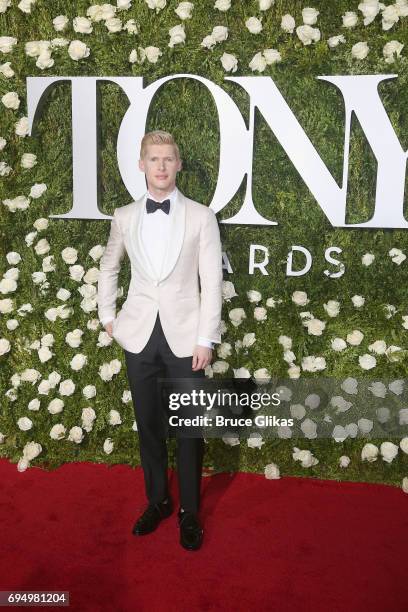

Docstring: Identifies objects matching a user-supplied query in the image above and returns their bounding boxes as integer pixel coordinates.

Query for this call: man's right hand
[105,322,113,338]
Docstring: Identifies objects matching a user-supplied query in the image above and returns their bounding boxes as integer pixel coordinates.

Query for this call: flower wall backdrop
[1,0,408,490]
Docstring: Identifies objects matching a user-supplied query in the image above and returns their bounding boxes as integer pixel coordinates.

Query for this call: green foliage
[1,1,408,486]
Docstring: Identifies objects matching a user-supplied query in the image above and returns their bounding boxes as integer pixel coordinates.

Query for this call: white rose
[301,355,326,372]
[0,61,13,77]
[389,247,406,265]
[368,381,387,397]
[368,339,386,354]
[290,404,306,420]
[201,34,216,50]
[20,152,37,171]
[358,0,381,26]
[400,437,408,454]
[211,25,228,42]
[109,409,122,425]
[229,307,246,327]
[122,390,132,403]
[351,295,365,308]
[222,280,238,302]
[292,290,309,306]
[6,251,21,265]
[380,441,398,463]
[302,7,319,25]
[222,433,240,446]
[389,379,404,395]
[42,255,55,272]
[346,329,364,346]
[0,36,17,53]
[331,338,347,351]
[70,353,87,371]
[17,0,35,13]
[246,16,263,34]
[23,441,42,460]
[61,247,78,264]
[34,238,50,256]
[87,318,100,331]
[0,298,14,313]
[50,424,66,439]
[301,418,317,439]
[32,271,46,285]
[283,350,295,365]
[68,40,90,61]
[28,398,40,411]
[0,338,11,355]
[38,346,52,363]
[296,24,320,45]
[292,446,318,467]
[37,379,51,395]
[145,46,162,63]
[2,91,20,109]
[382,5,400,30]
[69,264,85,282]
[168,24,186,49]
[383,40,404,63]
[323,300,340,317]
[30,182,47,198]
[358,418,373,435]
[103,438,114,454]
[351,41,369,60]
[362,252,374,266]
[57,288,71,301]
[83,384,96,399]
[361,442,378,462]
[264,462,280,479]
[287,365,300,379]
[259,0,274,9]
[21,368,41,383]
[65,329,83,348]
[17,457,29,472]
[249,51,267,73]
[304,318,325,336]
[83,267,99,284]
[68,426,84,443]
[263,48,281,64]
[339,455,351,468]
[359,354,376,370]
[0,0,11,13]
[233,367,251,378]
[59,378,75,396]
[212,360,230,374]
[214,0,230,11]
[18,416,33,431]
[48,371,61,388]
[247,434,265,448]
[242,333,256,348]
[53,15,69,31]
[145,0,166,11]
[328,35,346,49]
[217,342,232,359]
[174,2,194,20]
[97,331,113,347]
[6,319,18,330]
[105,17,122,32]
[88,244,104,261]
[0,277,16,294]
[99,363,114,381]
[253,368,270,383]
[33,217,48,231]
[341,12,357,30]
[278,335,292,350]
[73,16,93,34]
[48,398,64,414]
[254,306,267,321]
[281,14,295,33]
[220,52,238,72]
[15,116,29,137]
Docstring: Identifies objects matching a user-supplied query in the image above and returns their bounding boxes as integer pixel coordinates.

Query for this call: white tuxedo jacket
[97,188,223,357]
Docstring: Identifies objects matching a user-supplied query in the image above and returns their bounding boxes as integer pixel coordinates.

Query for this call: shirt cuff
[197,336,214,349]
[100,316,115,327]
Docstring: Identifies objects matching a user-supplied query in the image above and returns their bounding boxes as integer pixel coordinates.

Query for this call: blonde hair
[140,130,181,160]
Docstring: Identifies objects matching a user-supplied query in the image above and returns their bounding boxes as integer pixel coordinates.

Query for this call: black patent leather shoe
[178,509,203,550]
[132,498,173,535]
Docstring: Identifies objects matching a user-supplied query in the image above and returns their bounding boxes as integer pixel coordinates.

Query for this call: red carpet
[0,458,407,612]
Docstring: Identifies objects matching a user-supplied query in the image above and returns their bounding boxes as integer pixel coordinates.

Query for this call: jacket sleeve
[197,208,223,343]
[97,209,125,324]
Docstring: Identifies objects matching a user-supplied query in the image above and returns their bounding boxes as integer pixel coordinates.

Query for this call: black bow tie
[146,197,170,215]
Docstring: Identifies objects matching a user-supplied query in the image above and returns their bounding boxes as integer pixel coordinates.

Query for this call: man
[97,130,223,551]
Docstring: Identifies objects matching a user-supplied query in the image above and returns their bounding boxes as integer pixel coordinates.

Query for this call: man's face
[139,143,182,194]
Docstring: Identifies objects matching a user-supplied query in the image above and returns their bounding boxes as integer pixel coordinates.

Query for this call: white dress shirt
[101,185,214,350]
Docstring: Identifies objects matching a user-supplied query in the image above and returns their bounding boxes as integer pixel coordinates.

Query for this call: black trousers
[124,312,205,514]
